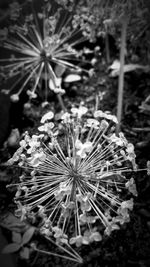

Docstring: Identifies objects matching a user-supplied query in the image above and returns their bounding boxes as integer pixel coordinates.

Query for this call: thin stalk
[57,94,66,111]
[116,15,128,135]
[105,31,110,64]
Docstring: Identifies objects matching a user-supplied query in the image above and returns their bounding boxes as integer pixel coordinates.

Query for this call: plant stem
[57,94,66,112]
[105,31,110,64]
[116,15,128,135]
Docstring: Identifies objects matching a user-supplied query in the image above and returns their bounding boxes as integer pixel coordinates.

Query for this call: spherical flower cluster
[9,106,138,261]
[0,0,89,102]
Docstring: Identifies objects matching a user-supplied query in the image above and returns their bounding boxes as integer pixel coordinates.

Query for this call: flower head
[0,0,89,101]
[9,106,138,261]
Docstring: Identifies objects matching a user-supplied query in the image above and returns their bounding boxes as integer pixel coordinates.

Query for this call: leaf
[64,74,81,83]
[12,231,22,244]
[7,128,20,148]
[49,77,61,90]
[109,62,149,77]
[0,212,26,232]
[20,247,30,259]
[109,60,120,70]
[55,64,66,77]
[22,227,35,245]
[2,243,21,254]
[93,232,102,242]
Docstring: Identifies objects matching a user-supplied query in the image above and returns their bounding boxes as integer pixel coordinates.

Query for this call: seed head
[0,0,88,101]
[10,106,137,256]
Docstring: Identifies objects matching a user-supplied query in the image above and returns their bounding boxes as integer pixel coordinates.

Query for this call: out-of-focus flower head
[0,0,89,102]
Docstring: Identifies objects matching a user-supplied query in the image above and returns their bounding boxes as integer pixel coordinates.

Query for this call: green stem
[116,16,128,135]
[105,31,110,64]
[57,94,66,112]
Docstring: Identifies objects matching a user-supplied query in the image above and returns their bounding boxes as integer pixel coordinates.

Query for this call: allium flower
[9,106,139,262]
[0,0,89,101]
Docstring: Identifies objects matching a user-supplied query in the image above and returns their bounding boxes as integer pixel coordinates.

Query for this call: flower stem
[57,94,66,111]
[116,15,128,135]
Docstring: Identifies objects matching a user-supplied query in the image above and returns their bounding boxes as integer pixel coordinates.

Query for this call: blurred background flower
[0,0,90,103]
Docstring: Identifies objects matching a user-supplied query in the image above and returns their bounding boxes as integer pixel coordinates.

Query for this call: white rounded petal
[64,74,81,83]
[40,111,54,123]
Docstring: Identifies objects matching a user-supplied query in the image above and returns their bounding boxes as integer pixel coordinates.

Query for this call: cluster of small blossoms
[0,0,90,102]
[8,105,138,258]
[72,1,105,41]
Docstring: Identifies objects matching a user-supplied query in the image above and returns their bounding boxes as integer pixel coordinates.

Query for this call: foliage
[2,226,35,259]
[73,0,149,37]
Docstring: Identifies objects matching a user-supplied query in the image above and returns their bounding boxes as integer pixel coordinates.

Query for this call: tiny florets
[0,0,90,101]
[9,106,138,261]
